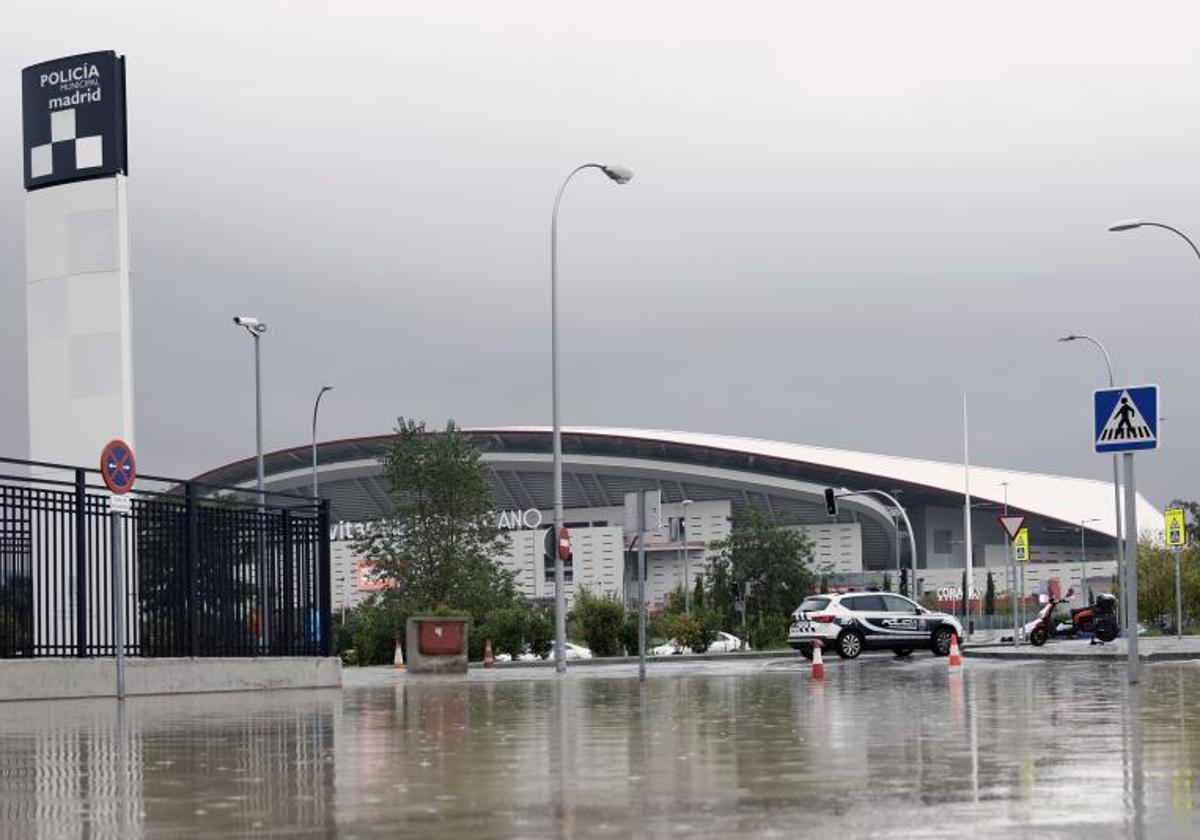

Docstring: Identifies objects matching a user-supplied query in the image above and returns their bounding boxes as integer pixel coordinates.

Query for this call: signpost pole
[1165,508,1185,640]
[99,439,135,700]
[1123,453,1139,684]
[637,492,647,682]
[1174,548,1182,641]
[110,505,125,700]
[1011,546,1019,646]
[1019,556,1026,634]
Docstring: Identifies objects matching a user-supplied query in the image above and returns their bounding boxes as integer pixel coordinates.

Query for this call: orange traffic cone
[811,638,825,680]
[484,639,495,668]
[948,633,963,669]
[394,634,405,670]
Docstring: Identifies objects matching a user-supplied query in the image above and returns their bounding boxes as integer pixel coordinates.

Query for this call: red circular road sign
[100,439,137,494]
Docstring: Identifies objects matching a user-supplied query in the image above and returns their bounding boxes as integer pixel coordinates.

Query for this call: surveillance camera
[233,316,260,328]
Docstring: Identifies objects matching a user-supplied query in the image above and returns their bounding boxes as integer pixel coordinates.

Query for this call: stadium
[195,427,1160,614]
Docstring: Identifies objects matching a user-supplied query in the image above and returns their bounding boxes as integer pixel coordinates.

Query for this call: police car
[788,591,964,659]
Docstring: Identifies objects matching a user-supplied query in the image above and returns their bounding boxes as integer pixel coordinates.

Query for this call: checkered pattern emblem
[29,108,104,179]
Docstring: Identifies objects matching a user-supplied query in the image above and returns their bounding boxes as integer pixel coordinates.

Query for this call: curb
[468,649,801,670]
[965,648,1200,663]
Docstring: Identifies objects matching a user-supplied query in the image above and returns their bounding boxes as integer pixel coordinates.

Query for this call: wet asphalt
[1,654,1198,838]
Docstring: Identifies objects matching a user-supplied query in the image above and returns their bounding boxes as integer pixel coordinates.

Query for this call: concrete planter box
[406,616,469,674]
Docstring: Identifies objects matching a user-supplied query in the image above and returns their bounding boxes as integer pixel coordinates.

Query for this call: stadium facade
[194,427,1161,613]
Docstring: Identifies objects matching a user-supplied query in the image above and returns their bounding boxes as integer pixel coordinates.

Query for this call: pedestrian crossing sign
[1165,508,1186,548]
[1094,385,1159,453]
[1013,528,1030,563]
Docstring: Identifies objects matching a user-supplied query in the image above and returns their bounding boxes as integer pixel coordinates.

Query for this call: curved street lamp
[1057,333,1125,628]
[550,163,633,674]
[1108,219,1200,317]
[311,385,334,501]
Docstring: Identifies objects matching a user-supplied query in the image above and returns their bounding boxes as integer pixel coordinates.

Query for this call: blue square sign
[1094,385,1159,453]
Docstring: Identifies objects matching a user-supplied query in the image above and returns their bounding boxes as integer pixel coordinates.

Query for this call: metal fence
[0,456,331,659]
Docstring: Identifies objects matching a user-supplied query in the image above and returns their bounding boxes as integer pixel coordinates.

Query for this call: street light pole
[962,393,974,637]
[550,162,633,674]
[680,498,693,613]
[1001,482,1020,645]
[1080,517,1100,605]
[234,315,268,646]
[1058,334,1125,631]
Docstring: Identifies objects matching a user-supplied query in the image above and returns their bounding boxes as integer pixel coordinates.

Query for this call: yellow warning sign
[1014,528,1030,563]
[1165,508,1187,548]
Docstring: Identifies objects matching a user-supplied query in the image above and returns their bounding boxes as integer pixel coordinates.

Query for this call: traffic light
[824,488,838,517]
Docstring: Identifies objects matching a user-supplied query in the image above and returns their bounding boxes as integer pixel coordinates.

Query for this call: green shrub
[479,605,529,657]
[621,611,640,656]
[335,594,410,666]
[527,607,555,659]
[572,589,626,657]
[748,614,789,650]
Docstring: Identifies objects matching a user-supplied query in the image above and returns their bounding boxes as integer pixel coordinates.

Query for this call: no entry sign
[100,439,136,494]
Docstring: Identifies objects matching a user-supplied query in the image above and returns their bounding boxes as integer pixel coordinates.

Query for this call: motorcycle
[1025,589,1119,646]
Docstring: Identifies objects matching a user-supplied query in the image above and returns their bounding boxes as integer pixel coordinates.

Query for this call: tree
[985,571,996,616]
[1136,542,1200,630]
[354,418,515,622]
[882,572,892,592]
[706,508,815,631]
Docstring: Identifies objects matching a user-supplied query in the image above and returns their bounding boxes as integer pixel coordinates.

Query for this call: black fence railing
[0,456,331,659]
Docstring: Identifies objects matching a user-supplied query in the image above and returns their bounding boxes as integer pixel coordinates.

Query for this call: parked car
[707,631,748,653]
[651,632,747,655]
[651,639,684,656]
[563,642,593,660]
[788,592,964,660]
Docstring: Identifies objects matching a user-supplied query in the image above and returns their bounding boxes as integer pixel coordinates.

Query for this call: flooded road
[1,657,1198,838]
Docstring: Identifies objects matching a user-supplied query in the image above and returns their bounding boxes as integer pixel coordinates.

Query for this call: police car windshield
[798,597,830,612]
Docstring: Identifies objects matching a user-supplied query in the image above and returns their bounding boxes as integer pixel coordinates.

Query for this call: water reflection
[0,662,1198,837]
[0,689,338,837]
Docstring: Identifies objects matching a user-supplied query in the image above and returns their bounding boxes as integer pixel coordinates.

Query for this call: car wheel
[798,645,813,660]
[931,627,954,657]
[892,648,914,657]
[1029,626,1048,647]
[836,630,864,659]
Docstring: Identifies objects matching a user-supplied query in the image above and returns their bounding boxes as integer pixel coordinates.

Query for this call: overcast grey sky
[3,1,1199,506]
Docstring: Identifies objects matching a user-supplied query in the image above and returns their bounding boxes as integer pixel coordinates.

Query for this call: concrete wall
[0,657,341,702]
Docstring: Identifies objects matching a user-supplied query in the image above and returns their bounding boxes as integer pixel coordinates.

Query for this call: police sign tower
[1093,384,1159,684]
[22,52,133,468]
[22,52,132,654]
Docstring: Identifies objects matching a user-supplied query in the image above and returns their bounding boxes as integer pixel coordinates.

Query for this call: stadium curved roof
[195,426,1158,541]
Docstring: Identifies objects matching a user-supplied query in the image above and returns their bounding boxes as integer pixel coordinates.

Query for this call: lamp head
[600,164,633,185]
[1108,219,1143,232]
[1057,335,1079,343]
